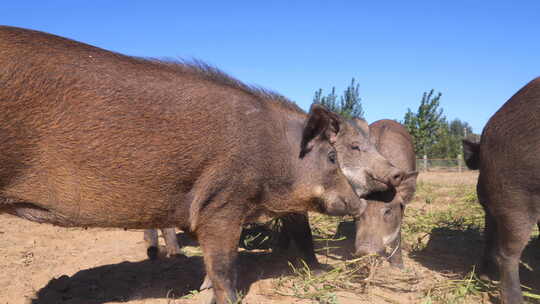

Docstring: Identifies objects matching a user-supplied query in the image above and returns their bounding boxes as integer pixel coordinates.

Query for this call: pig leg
[144,229,159,260]
[197,211,243,304]
[279,213,319,267]
[495,215,533,304]
[479,211,499,280]
[161,228,182,256]
[275,219,292,251]
[387,231,404,269]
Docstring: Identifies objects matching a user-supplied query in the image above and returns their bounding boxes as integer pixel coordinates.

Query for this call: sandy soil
[1,215,427,304]
[1,171,539,304]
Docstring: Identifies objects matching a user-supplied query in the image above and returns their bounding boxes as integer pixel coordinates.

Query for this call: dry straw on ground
[2,171,540,303]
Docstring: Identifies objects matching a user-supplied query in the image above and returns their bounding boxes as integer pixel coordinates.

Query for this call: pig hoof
[311,262,332,273]
[147,246,159,260]
[478,271,497,282]
[198,288,216,304]
[166,249,183,257]
[389,261,404,269]
[477,263,498,281]
[200,275,213,290]
[478,273,489,281]
[23,294,38,304]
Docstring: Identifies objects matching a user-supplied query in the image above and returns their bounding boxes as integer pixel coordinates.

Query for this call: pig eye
[328,151,337,164]
[351,142,365,151]
[383,207,392,217]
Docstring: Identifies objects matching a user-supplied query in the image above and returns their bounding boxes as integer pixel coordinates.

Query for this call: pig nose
[387,168,405,187]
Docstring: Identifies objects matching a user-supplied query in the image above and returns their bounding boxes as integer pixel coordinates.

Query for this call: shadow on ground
[30,223,353,304]
[30,220,372,304]
[31,254,205,303]
[312,220,356,261]
[31,249,299,304]
[410,226,540,303]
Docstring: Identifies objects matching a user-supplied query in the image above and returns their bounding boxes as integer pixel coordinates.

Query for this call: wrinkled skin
[353,120,418,268]
[0,27,405,304]
[463,77,540,304]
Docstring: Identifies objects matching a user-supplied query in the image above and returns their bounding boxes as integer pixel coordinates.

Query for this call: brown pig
[0,26,404,304]
[354,119,418,268]
[463,77,540,304]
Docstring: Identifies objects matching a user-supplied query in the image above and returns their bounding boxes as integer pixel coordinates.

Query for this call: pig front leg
[279,213,319,267]
[197,208,243,304]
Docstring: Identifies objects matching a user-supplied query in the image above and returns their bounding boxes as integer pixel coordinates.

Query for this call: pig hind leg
[161,228,182,256]
[144,228,181,260]
[493,211,534,304]
[479,211,499,280]
[144,229,159,260]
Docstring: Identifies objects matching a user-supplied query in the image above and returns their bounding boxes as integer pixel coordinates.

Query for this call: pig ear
[462,140,480,170]
[300,104,342,158]
[351,117,369,137]
[398,171,419,204]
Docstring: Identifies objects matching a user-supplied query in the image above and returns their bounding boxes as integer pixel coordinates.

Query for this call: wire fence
[416,156,468,172]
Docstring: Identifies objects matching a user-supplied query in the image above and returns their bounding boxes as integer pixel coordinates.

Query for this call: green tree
[431,118,461,158]
[448,119,474,139]
[403,90,444,157]
[312,78,364,119]
[404,91,480,158]
[314,87,339,113]
[339,78,364,119]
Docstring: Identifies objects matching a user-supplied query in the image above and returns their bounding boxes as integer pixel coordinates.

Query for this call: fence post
[458,154,463,173]
[423,154,428,172]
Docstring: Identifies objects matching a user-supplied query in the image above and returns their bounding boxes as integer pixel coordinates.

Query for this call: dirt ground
[1,171,539,304]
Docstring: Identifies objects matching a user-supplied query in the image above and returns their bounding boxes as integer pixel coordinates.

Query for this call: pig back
[0,26,285,228]
[479,77,540,202]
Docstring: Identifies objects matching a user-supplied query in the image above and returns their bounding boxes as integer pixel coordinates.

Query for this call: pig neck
[259,112,323,215]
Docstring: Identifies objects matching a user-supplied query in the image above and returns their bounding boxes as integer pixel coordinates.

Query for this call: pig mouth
[367,175,391,193]
[354,242,399,259]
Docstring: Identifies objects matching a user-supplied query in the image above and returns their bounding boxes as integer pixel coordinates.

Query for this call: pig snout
[386,167,405,188]
[368,166,405,193]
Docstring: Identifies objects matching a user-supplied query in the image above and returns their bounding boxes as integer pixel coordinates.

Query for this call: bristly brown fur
[0,26,404,304]
[142,57,305,115]
[462,77,540,304]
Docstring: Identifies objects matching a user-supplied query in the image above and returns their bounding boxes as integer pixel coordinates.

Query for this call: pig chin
[341,167,391,197]
[341,167,370,198]
[352,177,389,198]
[382,227,400,247]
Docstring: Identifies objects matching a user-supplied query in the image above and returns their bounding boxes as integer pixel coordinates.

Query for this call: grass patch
[420,269,498,304]
[274,256,380,303]
[403,181,484,252]
[180,172,540,303]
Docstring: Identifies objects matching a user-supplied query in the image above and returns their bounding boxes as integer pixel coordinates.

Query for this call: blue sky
[3,1,539,133]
